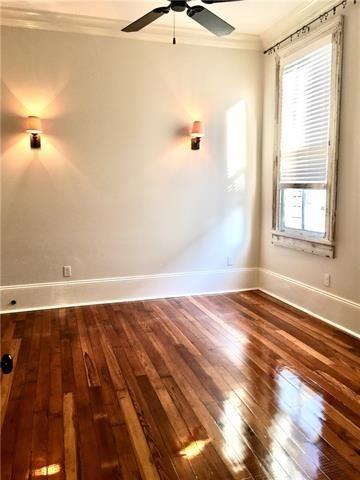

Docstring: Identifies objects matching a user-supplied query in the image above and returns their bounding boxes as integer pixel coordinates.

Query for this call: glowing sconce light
[191,121,204,150]
[26,116,42,149]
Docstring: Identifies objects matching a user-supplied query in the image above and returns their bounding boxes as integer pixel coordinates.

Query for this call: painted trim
[271,16,343,259]
[258,268,360,337]
[0,7,262,51]
[271,233,334,258]
[0,288,258,315]
[259,268,359,309]
[0,268,258,313]
[2,266,358,339]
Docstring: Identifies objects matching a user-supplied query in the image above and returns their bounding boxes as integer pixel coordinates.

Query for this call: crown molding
[0,6,262,51]
[261,0,339,49]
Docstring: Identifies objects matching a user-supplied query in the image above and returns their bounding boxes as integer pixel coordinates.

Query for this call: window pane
[281,188,303,230]
[304,189,326,234]
[280,188,326,234]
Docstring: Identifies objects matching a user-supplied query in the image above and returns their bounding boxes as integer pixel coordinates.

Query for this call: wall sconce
[191,121,204,150]
[26,116,42,149]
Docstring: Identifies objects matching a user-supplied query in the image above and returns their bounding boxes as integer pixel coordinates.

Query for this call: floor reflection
[179,439,211,459]
[32,463,62,476]
[268,367,324,479]
[277,368,324,442]
[220,390,248,473]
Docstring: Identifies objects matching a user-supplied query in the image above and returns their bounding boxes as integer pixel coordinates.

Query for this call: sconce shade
[191,121,204,138]
[26,116,42,133]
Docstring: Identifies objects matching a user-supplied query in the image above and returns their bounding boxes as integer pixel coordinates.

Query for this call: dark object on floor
[1,354,13,374]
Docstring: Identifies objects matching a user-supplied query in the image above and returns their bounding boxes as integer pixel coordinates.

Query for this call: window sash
[278,184,328,237]
[279,182,327,190]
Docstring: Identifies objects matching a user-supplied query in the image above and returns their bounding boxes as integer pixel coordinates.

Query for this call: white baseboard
[0,268,258,314]
[2,267,358,340]
[258,268,360,338]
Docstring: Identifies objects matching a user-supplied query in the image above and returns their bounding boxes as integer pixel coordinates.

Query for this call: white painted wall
[1,9,359,335]
[260,8,360,333]
[1,27,263,306]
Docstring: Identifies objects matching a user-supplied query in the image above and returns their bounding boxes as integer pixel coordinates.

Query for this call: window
[272,17,343,258]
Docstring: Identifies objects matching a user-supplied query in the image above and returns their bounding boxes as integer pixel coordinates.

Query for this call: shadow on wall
[174,125,191,138]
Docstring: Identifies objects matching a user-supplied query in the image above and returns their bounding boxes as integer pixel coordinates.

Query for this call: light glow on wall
[226,100,247,189]
[223,99,250,268]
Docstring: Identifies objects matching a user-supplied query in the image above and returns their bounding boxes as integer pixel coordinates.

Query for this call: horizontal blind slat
[279,42,332,184]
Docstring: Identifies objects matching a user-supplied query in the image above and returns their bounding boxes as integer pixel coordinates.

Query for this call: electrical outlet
[323,273,331,287]
[227,256,233,267]
[63,265,72,277]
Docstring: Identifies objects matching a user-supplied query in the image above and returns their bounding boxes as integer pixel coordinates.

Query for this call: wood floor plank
[186,347,317,479]
[122,320,191,445]
[119,390,161,480]
[115,345,185,479]
[111,423,143,479]
[63,392,78,480]
[200,298,357,461]
[76,308,101,388]
[1,313,36,479]
[70,320,103,480]
[212,294,360,423]
[162,375,235,480]
[1,338,21,427]
[31,316,52,476]
[1,290,359,480]
[147,331,255,479]
[10,312,42,480]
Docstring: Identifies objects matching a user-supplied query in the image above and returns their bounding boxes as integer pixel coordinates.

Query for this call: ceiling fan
[122,0,244,37]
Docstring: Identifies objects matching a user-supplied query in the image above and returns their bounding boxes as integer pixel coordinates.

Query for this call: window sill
[272,232,334,258]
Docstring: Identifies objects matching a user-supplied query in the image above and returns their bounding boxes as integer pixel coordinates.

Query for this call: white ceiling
[1,0,321,36]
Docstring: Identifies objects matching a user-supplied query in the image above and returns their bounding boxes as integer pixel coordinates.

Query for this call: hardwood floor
[1,290,360,479]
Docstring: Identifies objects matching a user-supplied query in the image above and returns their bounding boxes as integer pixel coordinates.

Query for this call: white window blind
[279,42,333,184]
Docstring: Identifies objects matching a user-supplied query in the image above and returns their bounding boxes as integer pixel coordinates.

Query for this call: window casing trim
[271,233,335,258]
[272,15,343,258]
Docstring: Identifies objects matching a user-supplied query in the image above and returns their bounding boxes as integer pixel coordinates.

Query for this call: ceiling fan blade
[122,7,169,32]
[202,0,243,3]
[187,6,235,36]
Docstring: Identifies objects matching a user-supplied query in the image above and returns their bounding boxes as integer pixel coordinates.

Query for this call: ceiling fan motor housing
[170,1,187,12]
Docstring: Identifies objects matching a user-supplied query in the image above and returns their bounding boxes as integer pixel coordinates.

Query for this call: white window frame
[272,16,343,258]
